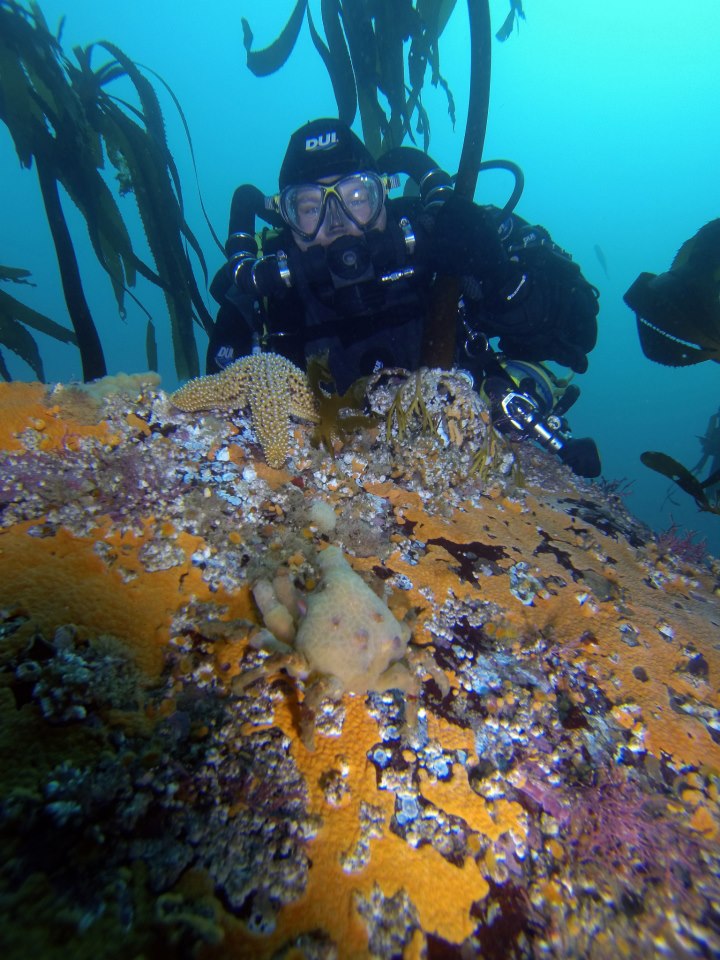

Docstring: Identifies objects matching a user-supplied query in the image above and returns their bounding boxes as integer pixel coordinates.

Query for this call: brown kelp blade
[0,310,45,381]
[374,3,417,147]
[0,3,107,378]
[88,42,215,376]
[242,0,308,77]
[641,451,720,514]
[1,2,214,382]
[0,266,32,283]
[238,0,462,160]
[426,0,491,370]
[0,265,76,380]
[495,0,525,42]
[0,274,77,346]
[338,1,386,158]
[135,59,226,255]
[307,1,356,127]
[145,319,158,372]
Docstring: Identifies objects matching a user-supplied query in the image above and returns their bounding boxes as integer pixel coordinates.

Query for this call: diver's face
[290,175,387,250]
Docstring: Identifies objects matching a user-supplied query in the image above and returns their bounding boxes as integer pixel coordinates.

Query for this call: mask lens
[336,173,384,227]
[280,172,385,239]
[281,184,325,237]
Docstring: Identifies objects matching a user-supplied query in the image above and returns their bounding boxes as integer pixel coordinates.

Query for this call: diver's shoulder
[261,227,295,254]
[386,195,426,220]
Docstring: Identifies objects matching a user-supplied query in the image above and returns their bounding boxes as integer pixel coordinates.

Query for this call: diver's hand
[558,437,601,478]
[487,243,599,374]
[430,195,505,275]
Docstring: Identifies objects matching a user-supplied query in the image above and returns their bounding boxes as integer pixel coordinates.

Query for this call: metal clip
[276,250,292,288]
[398,217,416,256]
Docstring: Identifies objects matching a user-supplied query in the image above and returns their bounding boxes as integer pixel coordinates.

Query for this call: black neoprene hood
[279,118,377,189]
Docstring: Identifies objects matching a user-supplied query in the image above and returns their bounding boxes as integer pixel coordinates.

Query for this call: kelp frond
[241,0,461,155]
[0,0,214,381]
[641,451,720,516]
[0,265,77,381]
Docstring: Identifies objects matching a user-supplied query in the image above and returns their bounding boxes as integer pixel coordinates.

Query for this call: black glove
[558,437,602,478]
[483,234,599,374]
[430,195,506,277]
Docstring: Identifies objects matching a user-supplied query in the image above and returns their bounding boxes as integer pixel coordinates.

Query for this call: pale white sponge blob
[308,499,337,535]
[295,546,411,693]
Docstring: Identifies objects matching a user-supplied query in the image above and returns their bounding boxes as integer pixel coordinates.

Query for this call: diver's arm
[469,217,599,374]
[206,301,257,374]
[264,295,307,370]
[205,265,263,373]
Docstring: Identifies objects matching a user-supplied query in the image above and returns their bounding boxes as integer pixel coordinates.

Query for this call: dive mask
[267,171,398,241]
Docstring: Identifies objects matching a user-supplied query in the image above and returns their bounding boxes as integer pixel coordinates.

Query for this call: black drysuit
[207,194,599,396]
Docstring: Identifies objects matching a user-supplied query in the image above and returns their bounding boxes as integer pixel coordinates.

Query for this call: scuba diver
[207,117,601,477]
[693,405,720,488]
[623,219,720,367]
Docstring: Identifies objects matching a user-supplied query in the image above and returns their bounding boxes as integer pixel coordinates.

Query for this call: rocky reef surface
[1,370,719,960]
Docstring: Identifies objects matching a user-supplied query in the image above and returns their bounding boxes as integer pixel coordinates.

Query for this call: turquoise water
[2,0,719,553]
